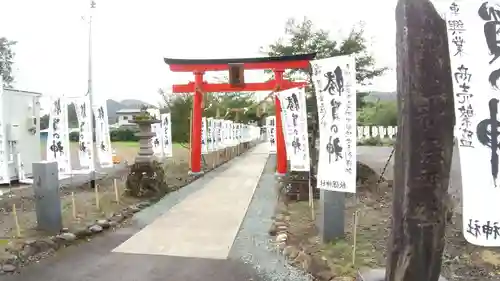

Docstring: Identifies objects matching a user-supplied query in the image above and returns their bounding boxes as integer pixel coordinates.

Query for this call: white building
[115,108,141,127]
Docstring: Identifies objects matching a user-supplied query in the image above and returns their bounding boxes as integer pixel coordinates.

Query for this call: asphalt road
[357,142,463,213]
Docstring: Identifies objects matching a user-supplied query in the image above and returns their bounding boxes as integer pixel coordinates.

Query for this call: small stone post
[32,161,62,234]
[317,190,345,243]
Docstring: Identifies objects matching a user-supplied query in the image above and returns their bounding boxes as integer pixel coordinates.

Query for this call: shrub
[357,137,395,147]
[110,128,139,142]
[68,127,139,142]
[69,131,80,142]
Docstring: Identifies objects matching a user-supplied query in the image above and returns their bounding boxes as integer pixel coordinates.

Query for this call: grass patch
[112,141,139,148]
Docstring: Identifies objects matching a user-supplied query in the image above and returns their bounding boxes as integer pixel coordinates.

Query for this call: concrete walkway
[4,143,311,281]
[112,145,269,259]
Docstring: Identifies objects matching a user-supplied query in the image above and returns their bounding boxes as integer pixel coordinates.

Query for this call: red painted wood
[172,81,306,93]
[190,72,204,173]
[274,70,287,175]
[167,60,310,72]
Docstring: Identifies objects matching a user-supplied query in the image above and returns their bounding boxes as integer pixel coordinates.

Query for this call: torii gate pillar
[191,71,204,175]
[274,70,287,176]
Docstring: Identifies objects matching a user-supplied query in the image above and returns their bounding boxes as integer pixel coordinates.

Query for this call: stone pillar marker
[317,190,345,243]
[359,0,453,280]
[32,161,62,234]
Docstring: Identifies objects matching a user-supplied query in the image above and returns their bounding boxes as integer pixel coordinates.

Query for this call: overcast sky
[0,0,450,108]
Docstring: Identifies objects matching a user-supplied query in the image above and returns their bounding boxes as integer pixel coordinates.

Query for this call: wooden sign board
[229,63,245,87]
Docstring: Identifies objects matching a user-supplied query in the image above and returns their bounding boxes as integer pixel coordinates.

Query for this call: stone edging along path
[0,200,152,274]
[0,143,260,275]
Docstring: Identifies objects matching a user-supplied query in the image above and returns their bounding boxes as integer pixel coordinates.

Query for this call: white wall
[117,114,134,126]
[4,90,42,177]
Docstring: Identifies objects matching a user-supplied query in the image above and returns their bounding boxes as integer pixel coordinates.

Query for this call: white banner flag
[201,117,208,154]
[278,93,294,160]
[279,87,310,171]
[147,108,162,156]
[311,55,356,193]
[207,118,214,152]
[47,97,72,174]
[0,77,10,184]
[93,103,113,168]
[152,123,162,156]
[161,113,173,158]
[223,120,230,147]
[237,123,242,144]
[216,119,223,150]
[445,1,500,246]
[231,122,236,146]
[74,96,94,171]
[266,116,277,154]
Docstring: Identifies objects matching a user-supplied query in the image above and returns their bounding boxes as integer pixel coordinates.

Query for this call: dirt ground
[281,181,500,281]
[0,142,192,259]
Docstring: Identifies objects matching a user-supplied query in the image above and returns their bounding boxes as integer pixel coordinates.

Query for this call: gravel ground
[229,154,312,281]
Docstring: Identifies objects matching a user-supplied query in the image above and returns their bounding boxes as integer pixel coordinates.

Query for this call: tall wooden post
[377,0,455,280]
[274,70,287,176]
[190,72,204,174]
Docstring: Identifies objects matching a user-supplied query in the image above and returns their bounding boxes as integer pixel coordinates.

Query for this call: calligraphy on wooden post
[278,87,310,171]
[311,55,357,193]
[161,113,173,158]
[446,1,500,246]
[46,96,72,174]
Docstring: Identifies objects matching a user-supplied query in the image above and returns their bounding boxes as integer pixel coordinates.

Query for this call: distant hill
[119,99,157,109]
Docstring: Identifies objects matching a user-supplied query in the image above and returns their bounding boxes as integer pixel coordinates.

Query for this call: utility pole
[86,0,98,189]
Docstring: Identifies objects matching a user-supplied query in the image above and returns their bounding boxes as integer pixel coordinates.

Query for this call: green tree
[0,37,17,88]
[357,100,397,126]
[159,89,260,143]
[40,114,49,130]
[261,17,387,171]
[39,103,84,130]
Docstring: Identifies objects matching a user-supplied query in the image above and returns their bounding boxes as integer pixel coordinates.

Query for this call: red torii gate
[164,53,316,175]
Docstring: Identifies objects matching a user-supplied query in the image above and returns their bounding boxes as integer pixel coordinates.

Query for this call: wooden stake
[352,210,359,265]
[71,192,77,219]
[12,204,21,237]
[309,172,315,220]
[114,178,120,203]
[95,184,100,209]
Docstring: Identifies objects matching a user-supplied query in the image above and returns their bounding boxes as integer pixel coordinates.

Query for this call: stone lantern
[125,106,168,198]
[128,108,161,164]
